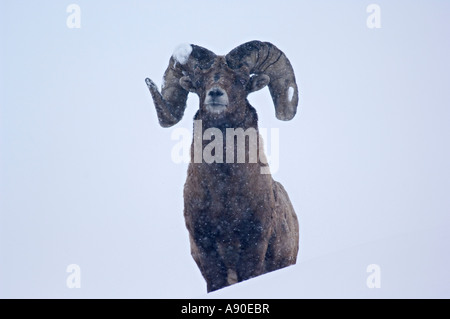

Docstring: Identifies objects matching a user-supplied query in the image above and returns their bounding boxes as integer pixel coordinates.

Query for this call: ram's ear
[179,76,196,92]
[247,74,270,93]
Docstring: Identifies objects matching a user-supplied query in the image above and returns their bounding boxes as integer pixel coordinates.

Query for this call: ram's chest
[184,163,274,246]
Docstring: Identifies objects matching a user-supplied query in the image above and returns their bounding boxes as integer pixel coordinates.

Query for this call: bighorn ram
[145,41,299,292]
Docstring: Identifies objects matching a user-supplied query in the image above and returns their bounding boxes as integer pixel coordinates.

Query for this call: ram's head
[146,41,299,127]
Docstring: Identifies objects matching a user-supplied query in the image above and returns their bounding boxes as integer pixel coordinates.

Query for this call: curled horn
[146,44,216,127]
[226,41,299,121]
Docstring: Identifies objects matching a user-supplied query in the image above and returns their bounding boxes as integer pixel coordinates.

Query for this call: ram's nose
[207,87,225,100]
[204,87,229,114]
[207,87,225,98]
[205,87,228,106]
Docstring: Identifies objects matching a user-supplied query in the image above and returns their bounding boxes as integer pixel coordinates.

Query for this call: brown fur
[184,105,299,292]
[146,41,300,292]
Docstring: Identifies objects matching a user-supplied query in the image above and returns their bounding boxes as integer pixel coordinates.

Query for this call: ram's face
[194,57,250,116]
[147,41,298,128]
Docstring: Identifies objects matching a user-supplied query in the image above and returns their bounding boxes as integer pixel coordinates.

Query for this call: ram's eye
[238,78,247,86]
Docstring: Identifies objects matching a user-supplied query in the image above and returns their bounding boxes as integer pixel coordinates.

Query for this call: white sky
[1,0,449,298]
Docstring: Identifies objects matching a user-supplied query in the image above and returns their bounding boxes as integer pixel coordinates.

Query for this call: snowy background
[1,0,449,298]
